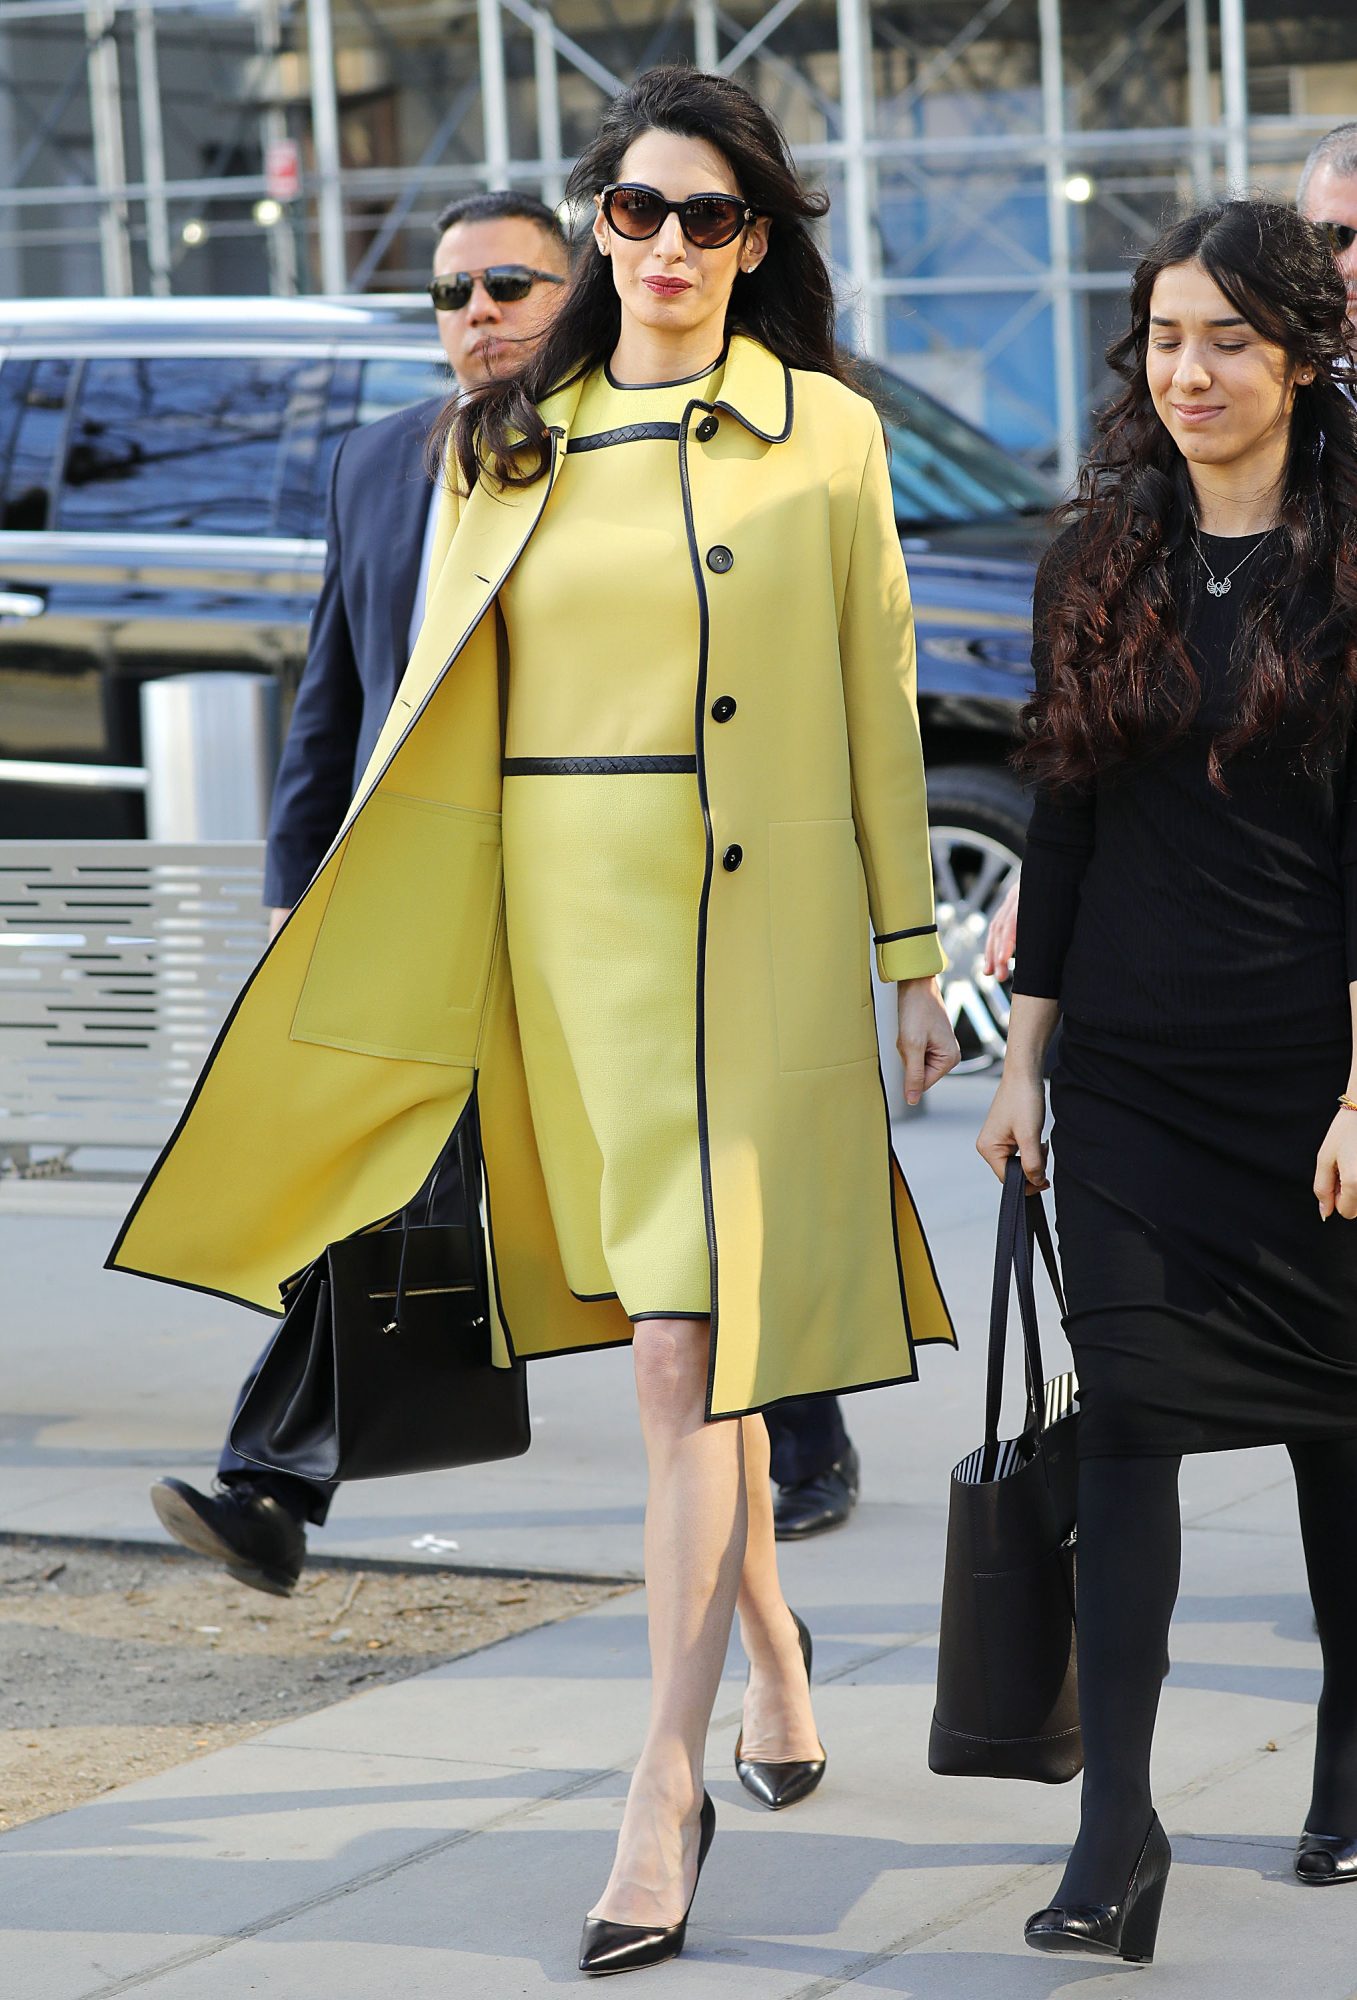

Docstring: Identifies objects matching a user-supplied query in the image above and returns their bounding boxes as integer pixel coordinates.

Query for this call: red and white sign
[265,139,301,203]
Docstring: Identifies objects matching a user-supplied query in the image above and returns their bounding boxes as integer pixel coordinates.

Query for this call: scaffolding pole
[1184,0,1212,198]
[693,0,718,70]
[85,0,132,295]
[1218,0,1249,194]
[307,0,347,291]
[257,0,298,296]
[478,0,511,191]
[1039,0,1079,489]
[836,0,880,353]
[132,2,170,294]
[533,6,563,204]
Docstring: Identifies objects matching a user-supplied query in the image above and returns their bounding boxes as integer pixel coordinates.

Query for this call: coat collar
[710,333,794,442]
[538,332,793,446]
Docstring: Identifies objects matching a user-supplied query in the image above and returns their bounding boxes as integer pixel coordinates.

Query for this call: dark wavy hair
[1017,197,1357,793]
[434,64,854,493]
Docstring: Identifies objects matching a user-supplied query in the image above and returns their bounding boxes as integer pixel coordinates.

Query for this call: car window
[0,363,29,504]
[859,360,1055,529]
[356,356,452,427]
[310,353,452,536]
[55,357,323,536]
[0,358,76,531]
[270,356,333,541]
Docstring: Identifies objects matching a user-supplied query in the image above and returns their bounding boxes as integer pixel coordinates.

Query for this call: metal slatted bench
[0,842,266,1177]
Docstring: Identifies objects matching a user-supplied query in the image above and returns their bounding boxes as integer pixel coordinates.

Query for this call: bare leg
[589,1317,745,1929]
[736,1414,823,1761]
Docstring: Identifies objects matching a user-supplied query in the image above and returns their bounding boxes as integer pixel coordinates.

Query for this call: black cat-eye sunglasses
[600,183,759,250]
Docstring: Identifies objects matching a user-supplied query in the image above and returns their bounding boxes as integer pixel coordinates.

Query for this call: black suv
[0,300,1052,1064]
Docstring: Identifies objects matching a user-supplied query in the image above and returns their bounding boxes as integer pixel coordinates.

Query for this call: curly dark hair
[1017,197,1357,794]
[432,64,855,493]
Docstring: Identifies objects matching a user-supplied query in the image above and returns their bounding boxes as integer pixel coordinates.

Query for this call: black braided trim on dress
[502,756,698,776]
[566,423,683,453]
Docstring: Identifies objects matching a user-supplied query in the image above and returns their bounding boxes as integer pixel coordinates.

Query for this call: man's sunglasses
[427,266,565,312]
[1316,220,1357,254]
[600,183,759,251]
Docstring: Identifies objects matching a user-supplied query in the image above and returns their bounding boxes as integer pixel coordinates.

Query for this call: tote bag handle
[383,1099,486,1336]
[983,1155,1067,1460]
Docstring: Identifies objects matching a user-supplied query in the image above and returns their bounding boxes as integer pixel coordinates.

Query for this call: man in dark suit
[149,191,570,1594]
[150,189,859,1591]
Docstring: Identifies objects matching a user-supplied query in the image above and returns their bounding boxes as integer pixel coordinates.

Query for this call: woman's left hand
[1315,1107,1357,1220]
[897,977,961,1106]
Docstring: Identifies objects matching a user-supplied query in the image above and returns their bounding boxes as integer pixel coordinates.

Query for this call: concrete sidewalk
[3,1076,1353,1997]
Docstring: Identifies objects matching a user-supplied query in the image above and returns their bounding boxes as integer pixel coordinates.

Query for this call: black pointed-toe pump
[1295,1830,1357,1885]
[1024,1814,1172,1965]
[735,1609,826,1812]
[578,1791,716,1978]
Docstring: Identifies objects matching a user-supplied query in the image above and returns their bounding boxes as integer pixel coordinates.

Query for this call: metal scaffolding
[2,0,1353,471]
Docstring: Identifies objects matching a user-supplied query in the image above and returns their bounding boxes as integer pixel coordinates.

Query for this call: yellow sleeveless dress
[498,356,723,1320]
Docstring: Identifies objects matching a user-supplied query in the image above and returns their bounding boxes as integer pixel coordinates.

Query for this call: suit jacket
[263,397,447,908]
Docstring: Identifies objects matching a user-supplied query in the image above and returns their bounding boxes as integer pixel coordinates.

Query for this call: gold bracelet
[1339,1094,1357,1114]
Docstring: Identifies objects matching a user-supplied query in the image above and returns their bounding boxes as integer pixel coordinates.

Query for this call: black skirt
[1050,1022,1357,1457]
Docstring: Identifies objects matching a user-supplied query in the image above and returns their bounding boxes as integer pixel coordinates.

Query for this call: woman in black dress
[978,197,1357,1963]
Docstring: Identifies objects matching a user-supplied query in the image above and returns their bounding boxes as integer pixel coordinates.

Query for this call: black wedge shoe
[578,1791,716,1977]
[1295,1830,1357,1885]
[735,1610,826,1811]
[1024,1813,1172,1965]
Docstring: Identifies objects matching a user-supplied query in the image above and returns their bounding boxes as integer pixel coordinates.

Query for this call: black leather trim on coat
[676,406,724,1423]
[874,923,939,943]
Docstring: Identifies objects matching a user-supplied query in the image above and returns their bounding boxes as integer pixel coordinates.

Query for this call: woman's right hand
[976,1071,1049,1190]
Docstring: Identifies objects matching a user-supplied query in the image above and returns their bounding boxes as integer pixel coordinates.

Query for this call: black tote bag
[928,1155,1082,1784]
[229,1103,529,1483]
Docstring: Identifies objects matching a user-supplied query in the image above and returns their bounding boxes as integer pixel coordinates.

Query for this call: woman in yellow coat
[110,67,958,1972]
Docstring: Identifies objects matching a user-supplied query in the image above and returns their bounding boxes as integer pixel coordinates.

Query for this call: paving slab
[3,1565,1347,2000]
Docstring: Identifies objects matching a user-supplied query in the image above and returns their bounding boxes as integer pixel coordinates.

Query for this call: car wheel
[927,764,1027,1073]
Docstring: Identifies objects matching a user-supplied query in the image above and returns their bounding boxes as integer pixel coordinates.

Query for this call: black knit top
[1012,527,1357,1048]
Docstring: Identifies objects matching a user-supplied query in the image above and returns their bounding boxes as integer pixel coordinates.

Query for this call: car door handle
[924,632,1030,669]
[0,591,45,620]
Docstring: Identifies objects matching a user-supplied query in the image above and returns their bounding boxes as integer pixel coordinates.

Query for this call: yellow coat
[109,334,955,1417]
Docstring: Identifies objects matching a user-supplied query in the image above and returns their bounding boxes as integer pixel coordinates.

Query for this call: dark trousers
[763,1395,851,1488]
[217,1133,466,1527]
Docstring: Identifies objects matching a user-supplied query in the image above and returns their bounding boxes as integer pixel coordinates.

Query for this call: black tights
[1060,1437,1357,1905]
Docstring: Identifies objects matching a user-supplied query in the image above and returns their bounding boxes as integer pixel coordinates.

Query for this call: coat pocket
[292,793,501,1066]
[768,818,876,1073]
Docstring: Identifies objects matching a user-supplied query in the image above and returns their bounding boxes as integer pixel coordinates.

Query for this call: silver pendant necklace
[1192,528,1275,598]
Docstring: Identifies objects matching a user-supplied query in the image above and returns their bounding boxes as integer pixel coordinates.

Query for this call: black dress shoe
[1025,1814,1172,1965]
[150,1477,306,1597]
[773,1446,859,1541]
[735,1610,826,1811]
[578,1791,716,1976]
[1295,1830,1357,1884]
